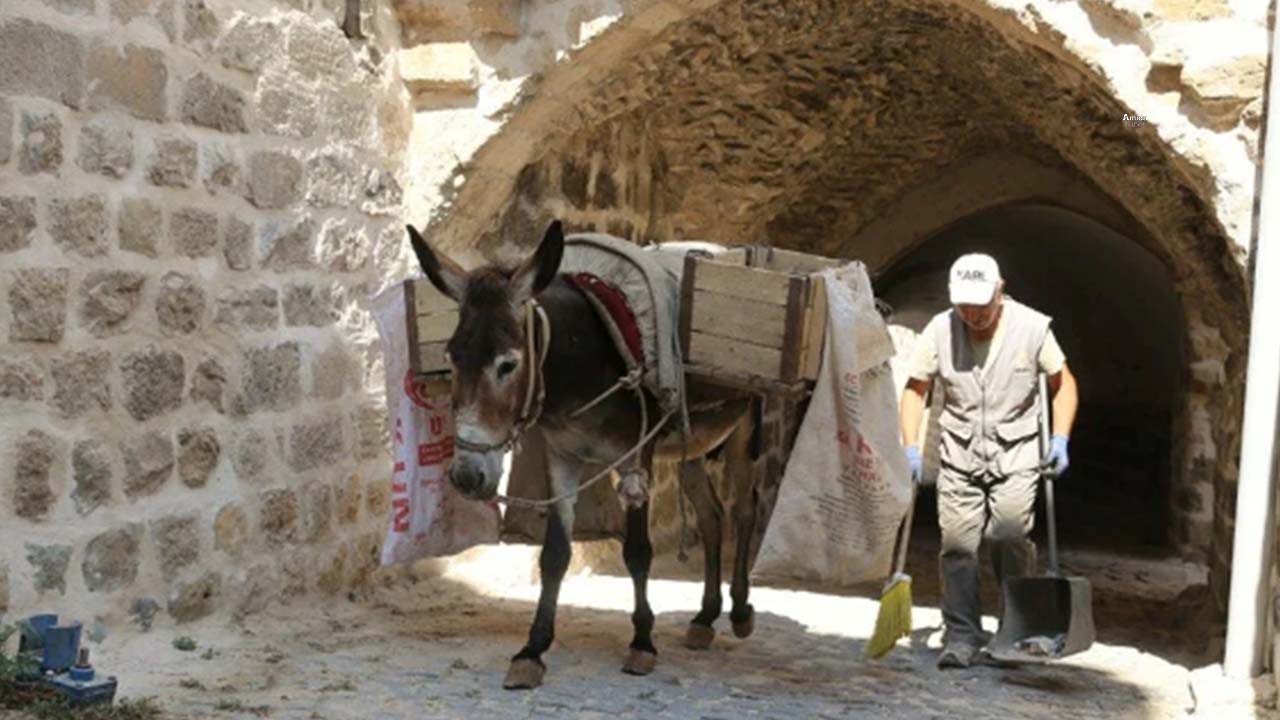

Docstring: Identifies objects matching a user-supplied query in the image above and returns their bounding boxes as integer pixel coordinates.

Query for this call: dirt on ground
[5,534,1274,720]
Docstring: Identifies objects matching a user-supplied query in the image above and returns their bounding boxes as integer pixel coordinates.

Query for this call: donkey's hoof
[731,606,755,639]
[622,649,658,676]
[503,658,546,689]
[684,623,716,650]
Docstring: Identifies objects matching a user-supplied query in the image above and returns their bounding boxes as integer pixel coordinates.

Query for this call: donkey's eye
[496,358,518,379]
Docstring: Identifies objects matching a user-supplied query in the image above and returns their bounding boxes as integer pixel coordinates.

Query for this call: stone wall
[0,0,413,626]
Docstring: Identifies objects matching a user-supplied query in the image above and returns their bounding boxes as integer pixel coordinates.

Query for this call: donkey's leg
[621,499,658,675]
[504,449,581,690]
[725,413,759,639]
[679,459,724,650]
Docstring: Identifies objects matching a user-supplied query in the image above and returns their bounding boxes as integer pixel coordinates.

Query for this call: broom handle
[1038,372,1059,577]
[893,483,917,575]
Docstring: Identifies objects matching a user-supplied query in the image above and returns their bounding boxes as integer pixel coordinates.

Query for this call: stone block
[87,44,168,122]
[51,350,112,417]
[223,216,253,270]
[189,358,225,412]
[218,15,281,73]
[315,544,346,593]
[180,72,247,133]
[260,218,316,270]
[72,439,113,516]
[148,136,197,187]
[246,151,302,208]
[214,503,249,556]
[19,111,63,175]
[26,544,72,595]
[289,416,344,472]
[156,271,206,335]
[0,357,44,401]
[202,143,241,195]
[80,270,145,337]
[0,100,10,164]
[13,429,58,520]
[336,474,361,524]
[77,119,134,178]
[177,427,219,488]
[10,269,69,342]
[318,219,369,272]
[168,572,220,622]
[215,286,279,330]
[111,0,177,40]
[399,43,479,97]
[236,342,301,414]
[122,431,174,499]
[0,19,85,108]
[282,283,340,327]
[129,597,160,630]
[256,82,318,139]
[302,483,333,542]
[182,0,219,50]
[232,429,271,482]
[49,195,110,257]
[311,343,353,399]
[83,524,143,592]
[1183,53,1266,129]
[285,20,355,83]
[121,349,184,421]
[260,488,299,542]
[151,514,200,579]
[468,0,522,37]
[305,152,361,207]
[170,207,218,257]
[118,198,163,257]
[0,197,38,254]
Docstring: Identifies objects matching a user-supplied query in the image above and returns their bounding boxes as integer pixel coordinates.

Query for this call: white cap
[949,253,1002,305]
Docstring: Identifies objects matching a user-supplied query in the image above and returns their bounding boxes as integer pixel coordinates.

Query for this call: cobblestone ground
[32,541,1267,720]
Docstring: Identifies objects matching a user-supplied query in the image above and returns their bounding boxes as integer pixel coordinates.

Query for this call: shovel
[987,372,1096,663]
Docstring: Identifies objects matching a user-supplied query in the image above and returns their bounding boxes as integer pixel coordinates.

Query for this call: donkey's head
[406,221,565,500]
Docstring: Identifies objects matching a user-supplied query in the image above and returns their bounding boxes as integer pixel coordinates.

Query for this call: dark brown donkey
[406,220,762,689]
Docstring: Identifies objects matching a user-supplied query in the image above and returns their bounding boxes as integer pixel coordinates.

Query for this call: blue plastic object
[41,623,82,672]
[46,671,118,707]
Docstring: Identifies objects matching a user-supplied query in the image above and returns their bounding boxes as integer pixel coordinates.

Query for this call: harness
[455,299,675,510]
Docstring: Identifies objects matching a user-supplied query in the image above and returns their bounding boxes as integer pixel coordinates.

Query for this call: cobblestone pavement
[62,543,1273,720]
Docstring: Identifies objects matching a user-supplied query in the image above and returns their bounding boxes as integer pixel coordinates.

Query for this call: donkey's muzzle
[449,454,498,501]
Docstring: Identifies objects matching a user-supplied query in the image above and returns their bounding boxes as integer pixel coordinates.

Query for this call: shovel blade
[988,576,1096,663]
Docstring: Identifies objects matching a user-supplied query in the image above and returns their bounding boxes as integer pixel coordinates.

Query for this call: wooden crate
[405,278,458,376]
[679,246,842,394]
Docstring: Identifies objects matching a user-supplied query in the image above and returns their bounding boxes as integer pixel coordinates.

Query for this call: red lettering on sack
[418,438,455,466]
[392,498,410,532]
[429,416,444,436]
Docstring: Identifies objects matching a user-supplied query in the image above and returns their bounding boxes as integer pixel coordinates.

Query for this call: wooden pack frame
[679,245,842,395]
[405,278,458,377]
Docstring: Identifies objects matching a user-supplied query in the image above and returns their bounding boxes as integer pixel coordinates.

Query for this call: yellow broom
[865,485,917,659]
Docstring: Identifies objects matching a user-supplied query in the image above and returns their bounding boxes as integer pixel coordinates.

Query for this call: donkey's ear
[407,224,466,301]
[512,220,565,304]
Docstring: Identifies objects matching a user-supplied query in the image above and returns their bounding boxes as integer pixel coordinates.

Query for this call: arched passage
[424,0,1251,634]
[877,203,1185,553]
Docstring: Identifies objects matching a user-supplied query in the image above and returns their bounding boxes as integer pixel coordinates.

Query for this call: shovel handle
[1038,372,1059,577]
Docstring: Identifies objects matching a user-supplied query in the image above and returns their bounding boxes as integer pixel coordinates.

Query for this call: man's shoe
[937,643,976,669]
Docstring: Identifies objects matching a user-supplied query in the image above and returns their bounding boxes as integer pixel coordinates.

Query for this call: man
[898,253,1078,669]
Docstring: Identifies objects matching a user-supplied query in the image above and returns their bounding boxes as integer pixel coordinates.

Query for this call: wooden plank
[687,331,781,379]
[753,247,843,275]
[690,290,787,347]
[779,275,807,382]
[684,363,810,397]
[802,274,828,380]
[679,252,697,361]
[416,340,450,374]
[692,258,792,304]
[412,278,457,316]
[405,280,422,376]
[415,309,459,342]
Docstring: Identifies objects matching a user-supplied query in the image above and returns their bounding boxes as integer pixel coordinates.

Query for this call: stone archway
[416,0,1256,628]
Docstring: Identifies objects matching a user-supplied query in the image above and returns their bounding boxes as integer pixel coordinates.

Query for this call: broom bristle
[865,573,913,660]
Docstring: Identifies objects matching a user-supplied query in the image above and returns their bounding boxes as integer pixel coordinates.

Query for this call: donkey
[407,220,763,689]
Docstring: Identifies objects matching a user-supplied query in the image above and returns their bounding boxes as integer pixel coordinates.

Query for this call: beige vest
[932,298,1051,478]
